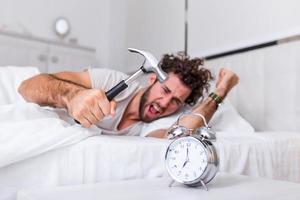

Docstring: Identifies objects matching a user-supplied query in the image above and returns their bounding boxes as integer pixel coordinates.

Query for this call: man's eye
[172,99,182,106]
[162,88,168,94]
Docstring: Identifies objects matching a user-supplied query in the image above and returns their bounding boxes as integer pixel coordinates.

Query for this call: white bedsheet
[0,103,101,168]
[0,66,39,106]
[1,131,300,200]
[0,66,102,168]
[216,131,300,182]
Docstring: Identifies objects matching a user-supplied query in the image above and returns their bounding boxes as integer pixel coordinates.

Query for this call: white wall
[206,40,300,131]
[108,0,185,73]
[0,0,299,72]
[124,0,185,72]
[189,0,300,57]
[107,0,129,70]
[0,0,111,67]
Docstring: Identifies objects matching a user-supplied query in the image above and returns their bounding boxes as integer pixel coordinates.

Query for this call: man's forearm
[178,88,226,130]
[18,74,86,108]
[19,71,113,128]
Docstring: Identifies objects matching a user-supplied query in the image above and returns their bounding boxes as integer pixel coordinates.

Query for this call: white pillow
[140,99,254,137]
[209,100,254,132]
[0,66,40,106]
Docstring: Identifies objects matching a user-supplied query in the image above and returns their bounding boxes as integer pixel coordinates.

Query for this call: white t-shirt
[88,67,144,136]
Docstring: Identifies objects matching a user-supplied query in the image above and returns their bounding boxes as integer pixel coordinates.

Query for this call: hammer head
[128,48,168,83]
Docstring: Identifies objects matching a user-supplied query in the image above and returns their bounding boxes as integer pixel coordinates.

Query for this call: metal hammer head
[128,48,168,83]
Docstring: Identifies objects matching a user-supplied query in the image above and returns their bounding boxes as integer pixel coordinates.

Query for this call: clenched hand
[66,89,117,128]
[215,68,239,98]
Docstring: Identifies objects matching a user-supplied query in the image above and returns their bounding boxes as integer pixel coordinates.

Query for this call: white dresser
[0,31,97,73]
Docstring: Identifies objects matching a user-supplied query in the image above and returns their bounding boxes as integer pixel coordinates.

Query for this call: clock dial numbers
[186,142,191,147]
[166,137,208,183]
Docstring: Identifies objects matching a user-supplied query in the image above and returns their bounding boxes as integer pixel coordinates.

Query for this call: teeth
[152,103,161,113]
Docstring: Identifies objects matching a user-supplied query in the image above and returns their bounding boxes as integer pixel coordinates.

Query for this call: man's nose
[158,95,172,108]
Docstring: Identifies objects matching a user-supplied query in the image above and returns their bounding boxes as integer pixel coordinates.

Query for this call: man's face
[139,73,192,123]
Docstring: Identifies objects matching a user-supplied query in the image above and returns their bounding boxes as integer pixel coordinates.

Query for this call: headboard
[205,40,300,131]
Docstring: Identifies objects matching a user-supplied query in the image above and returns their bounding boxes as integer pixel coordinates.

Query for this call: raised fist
[215,68,239,98]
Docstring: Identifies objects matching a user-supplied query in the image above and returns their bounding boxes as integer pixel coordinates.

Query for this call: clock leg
[200,180,208,191]
[168,180,175,187]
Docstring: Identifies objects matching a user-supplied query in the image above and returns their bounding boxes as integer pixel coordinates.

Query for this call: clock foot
[168,180,175,187]
[200,180,208,191]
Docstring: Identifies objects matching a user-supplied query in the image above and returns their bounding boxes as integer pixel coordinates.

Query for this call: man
[18,53,239,138]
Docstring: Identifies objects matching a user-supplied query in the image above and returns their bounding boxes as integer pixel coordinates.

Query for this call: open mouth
[148,103,162,117]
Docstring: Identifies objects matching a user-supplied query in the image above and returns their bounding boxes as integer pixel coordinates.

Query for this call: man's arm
[18,71,116,128]
[18,71,91,107]
[147,68,239,138]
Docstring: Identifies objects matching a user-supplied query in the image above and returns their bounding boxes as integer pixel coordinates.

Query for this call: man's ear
[148,73,157,85]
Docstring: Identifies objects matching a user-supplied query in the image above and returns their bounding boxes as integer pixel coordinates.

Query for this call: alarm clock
[165,113,219,190]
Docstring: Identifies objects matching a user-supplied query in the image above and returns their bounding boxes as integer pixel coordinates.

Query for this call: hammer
[105,48,168,101]
[75,48,168,124]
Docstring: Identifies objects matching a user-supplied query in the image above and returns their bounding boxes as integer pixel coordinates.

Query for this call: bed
[1,47,300,200]
[1,132,300,200]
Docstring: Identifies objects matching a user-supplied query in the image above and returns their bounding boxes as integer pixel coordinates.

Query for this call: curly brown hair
[159,52,213,106]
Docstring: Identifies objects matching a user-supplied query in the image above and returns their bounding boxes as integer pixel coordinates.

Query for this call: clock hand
[182,160,188,168]
[186,146,190,162]
[182,147,190,169]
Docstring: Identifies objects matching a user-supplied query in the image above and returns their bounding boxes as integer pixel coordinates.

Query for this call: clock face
[165,137,208,184]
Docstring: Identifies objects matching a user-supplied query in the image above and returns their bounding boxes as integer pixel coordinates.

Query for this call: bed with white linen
[0,64,300,200]
[1,131,300,200]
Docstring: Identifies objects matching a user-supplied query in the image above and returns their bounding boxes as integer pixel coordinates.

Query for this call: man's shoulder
[89,67,128,79]
[88,67,141,101]
[88,67,128,90]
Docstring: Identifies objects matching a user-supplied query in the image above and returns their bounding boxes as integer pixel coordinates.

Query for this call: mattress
[1,131,300,200]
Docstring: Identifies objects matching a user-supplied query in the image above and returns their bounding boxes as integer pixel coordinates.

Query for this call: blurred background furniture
[0,31,96,72]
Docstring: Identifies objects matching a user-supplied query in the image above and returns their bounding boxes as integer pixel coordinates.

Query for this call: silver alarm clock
[165,113,219,190]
